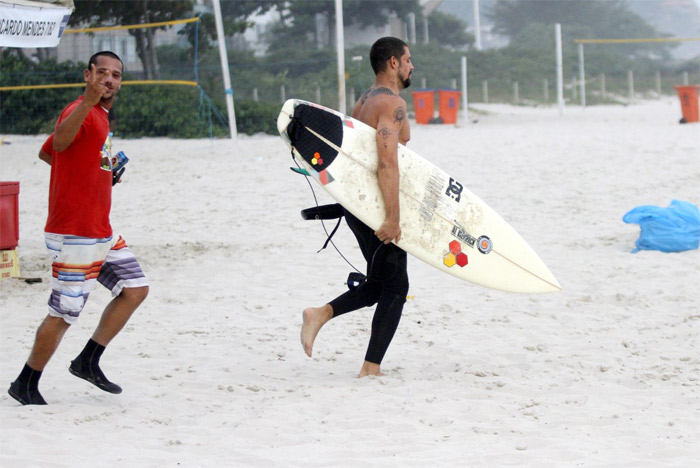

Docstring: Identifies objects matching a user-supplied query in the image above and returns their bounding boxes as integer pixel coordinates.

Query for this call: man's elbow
[377,159,399,171]
[52,140,69,152]
[38,151,52,165]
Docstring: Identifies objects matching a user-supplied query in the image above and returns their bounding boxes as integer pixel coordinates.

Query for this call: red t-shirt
[44,96,113,238]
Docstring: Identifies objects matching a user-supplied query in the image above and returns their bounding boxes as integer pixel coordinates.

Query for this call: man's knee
[391,271,409,299]
[120,286,149,305]
[36,315,71,339]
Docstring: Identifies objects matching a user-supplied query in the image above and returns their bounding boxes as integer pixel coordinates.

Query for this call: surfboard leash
[289,148,362,275]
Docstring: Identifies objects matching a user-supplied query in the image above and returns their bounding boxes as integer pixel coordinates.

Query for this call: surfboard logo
[445,178,463,202]
[477,235,493,254]
[444,240,468,268]
[451,225,476,248]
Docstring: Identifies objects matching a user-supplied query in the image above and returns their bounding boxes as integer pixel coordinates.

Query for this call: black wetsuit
[329,209,409,364]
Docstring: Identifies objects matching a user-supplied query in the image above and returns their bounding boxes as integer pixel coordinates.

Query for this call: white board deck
[278,99,561,293]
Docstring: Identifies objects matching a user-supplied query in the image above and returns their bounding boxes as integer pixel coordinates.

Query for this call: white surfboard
[277,99,561,294]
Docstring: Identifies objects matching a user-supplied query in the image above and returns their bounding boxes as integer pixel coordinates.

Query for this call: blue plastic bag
[623,200,700,253]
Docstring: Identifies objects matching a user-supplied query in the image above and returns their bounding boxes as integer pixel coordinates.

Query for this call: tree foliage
[279,0,420,28]
[179,0,283,55]
[427,10,473,49]
[488,0,672,58]
[70,0,195,79]
[266,0,421,53]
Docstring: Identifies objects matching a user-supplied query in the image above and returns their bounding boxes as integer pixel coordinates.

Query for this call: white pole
[461,56,469,123]
[473,0,482,50]
[212,0,237,139]
[628,70,634,100]
[335,0,346,114]
[578,43,586,107]
[655,71,661,97]
[555,23,564,116]
[408,12,416,44]
[423,16,429,44]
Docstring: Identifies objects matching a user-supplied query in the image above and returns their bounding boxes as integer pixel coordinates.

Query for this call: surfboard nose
[537,269,562,293]
[524,262,562,293]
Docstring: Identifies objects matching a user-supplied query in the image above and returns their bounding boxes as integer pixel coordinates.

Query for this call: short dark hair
[369,37,408,75]
[88,51,124,73]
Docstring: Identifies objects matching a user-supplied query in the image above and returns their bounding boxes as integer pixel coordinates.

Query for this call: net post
[578,43,586,108]
[461,56,468,124]
[212,0,237,139]
[556,23,564,116]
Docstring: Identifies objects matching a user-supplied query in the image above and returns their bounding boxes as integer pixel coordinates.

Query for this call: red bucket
[0,181,20,250]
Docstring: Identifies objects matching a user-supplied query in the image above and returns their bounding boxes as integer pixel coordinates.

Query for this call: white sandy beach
[1,98,699,467]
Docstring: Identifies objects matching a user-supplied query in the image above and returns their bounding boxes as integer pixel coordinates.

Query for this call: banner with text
[0,3,71,48]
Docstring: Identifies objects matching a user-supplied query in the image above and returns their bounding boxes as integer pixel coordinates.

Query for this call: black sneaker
[69,357,122,394]
[8,380,47,405]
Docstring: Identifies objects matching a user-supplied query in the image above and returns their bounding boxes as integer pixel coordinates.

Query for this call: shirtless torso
[350,86,411,245]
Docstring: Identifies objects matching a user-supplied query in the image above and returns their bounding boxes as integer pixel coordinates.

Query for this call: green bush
[234,99,279,136]
[113,85,227,138]
[0,50,82,134]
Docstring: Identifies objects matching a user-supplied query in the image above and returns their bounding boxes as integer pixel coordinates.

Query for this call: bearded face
[397,47,413,90]
[399,71,412,89]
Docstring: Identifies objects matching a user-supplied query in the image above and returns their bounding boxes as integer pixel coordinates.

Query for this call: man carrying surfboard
[301,37,413,378]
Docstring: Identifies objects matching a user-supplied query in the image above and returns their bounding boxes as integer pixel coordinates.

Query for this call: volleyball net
[571,35,700,105]
[0,16,228,138]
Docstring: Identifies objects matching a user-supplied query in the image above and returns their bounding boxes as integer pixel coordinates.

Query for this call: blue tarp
[623,200,700,253]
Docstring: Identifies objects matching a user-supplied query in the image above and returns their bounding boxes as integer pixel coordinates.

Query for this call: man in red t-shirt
[8,51,149,405]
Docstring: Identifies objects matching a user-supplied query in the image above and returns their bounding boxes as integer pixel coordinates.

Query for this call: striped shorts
[45,232,148,324]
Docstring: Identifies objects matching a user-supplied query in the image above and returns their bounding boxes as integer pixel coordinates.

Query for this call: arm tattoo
[393,107,405,124]
[378,127,392,148]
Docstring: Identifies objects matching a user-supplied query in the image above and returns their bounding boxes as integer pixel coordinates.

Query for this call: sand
[1,98,699,467]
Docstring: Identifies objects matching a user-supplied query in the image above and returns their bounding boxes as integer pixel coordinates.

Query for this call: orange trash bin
[411,89,435,124]
[674,85,699,123]
[438,89,462,124]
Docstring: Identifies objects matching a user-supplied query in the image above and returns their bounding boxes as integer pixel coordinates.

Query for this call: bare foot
[358,361,383,378]
[300,305,333,357]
